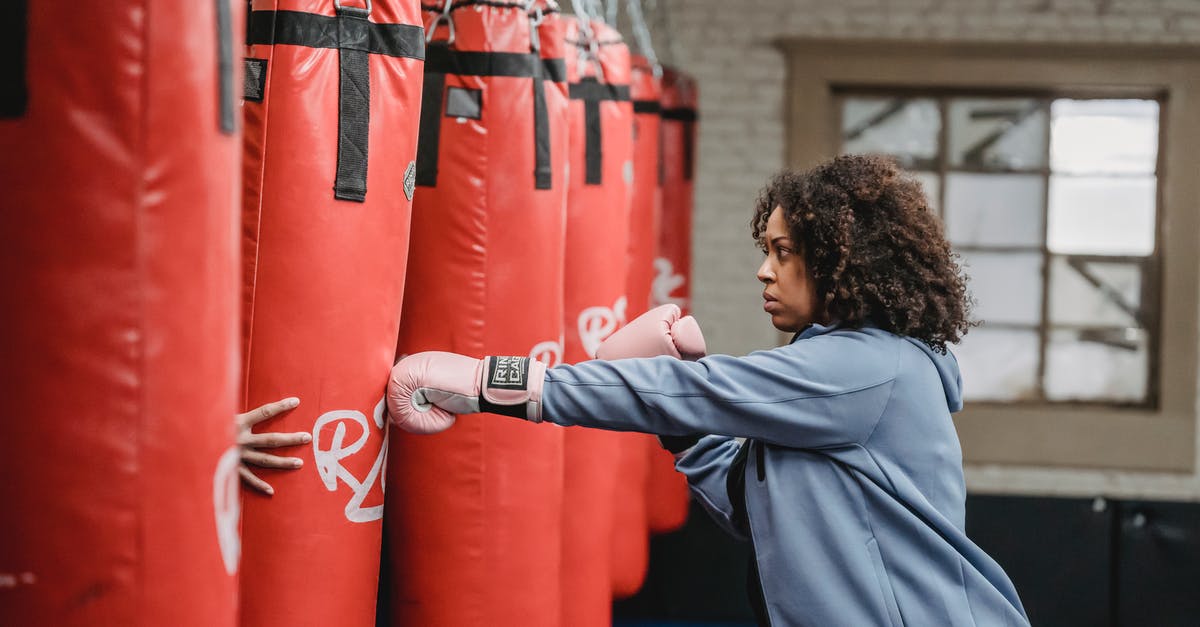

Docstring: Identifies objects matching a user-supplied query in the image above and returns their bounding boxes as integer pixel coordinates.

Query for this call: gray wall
[615,0,1200,499]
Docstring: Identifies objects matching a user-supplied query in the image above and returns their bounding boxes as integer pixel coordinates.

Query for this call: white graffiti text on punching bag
[652,258,687,310]
[311,398,388,523]
[578,295,628,358]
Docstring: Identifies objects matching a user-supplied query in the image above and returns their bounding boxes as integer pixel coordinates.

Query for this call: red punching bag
[647,66,699,534]
[609,52,663,599]
[386,3,569,626]
[559,17,635,627]
[238,2,424,625]
[0,3,242,625]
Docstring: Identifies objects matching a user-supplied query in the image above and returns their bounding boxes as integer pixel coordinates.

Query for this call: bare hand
[236,396,310,496]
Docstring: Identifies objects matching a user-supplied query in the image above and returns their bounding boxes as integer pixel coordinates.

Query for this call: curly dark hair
[751,154,974,353]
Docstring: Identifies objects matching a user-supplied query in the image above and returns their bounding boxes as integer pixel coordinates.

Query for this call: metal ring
[525,1,544,27]
[333,0,373,15]
[425,2,457,45]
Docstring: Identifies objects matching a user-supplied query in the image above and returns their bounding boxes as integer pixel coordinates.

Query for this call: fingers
[239,465,275,496]
[241,449,304,470]
[237,396,300,428]
[238,430,312,449]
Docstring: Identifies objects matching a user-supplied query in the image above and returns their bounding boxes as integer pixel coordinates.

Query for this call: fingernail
[293,459,303,468]
[301,433,312,443]
[286,397,300,408]
[266,487,275,495]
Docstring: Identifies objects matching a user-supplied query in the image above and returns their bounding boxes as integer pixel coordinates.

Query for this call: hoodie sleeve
[541,331,899,449]
[670,435,748,540]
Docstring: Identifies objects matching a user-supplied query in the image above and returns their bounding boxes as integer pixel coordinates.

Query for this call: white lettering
[529,339,563,367]
[578,295,628,359]
[212,446,241,575]
[312,398,387,523]
[651,257,688,309]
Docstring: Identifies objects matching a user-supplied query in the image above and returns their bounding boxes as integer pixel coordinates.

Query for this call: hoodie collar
[789,321,965,413]
[790,320,844,343]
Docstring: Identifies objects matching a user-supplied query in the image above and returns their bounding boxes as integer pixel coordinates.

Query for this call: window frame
[776,40,1200,472]
[834,89,1162,409]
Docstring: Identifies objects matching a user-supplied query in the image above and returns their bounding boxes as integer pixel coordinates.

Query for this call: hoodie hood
[905,338,964,413]
[793,323,965,413]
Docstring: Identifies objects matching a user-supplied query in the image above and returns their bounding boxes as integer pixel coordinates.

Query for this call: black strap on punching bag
[246,7,425,201]
[529,21,553,190]
[216,0,235,133]
[568,77,631,185]
[634,99,664,184]
[1,0,28,118]
[333,6,372,201]
[662,106,698,182]
[414,40,567,189]
[633,99,661,115]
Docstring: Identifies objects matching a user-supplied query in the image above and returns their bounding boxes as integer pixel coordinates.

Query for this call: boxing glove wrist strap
[476,356,547,422]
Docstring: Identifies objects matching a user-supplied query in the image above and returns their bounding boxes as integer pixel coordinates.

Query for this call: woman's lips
[763,293,779,313]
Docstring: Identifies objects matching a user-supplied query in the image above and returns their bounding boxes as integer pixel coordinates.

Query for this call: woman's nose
[757,258,774,284]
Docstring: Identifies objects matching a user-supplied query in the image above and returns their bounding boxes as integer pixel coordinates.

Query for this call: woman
[397,153,1030,626]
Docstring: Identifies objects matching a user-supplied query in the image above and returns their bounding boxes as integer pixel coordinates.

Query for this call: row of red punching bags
[0,1,698,625]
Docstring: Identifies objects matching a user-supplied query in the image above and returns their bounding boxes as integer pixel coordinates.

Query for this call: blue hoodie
[541,323,1030,626]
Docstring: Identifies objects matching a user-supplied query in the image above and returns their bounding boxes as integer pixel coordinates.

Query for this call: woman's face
[757,206,822,333]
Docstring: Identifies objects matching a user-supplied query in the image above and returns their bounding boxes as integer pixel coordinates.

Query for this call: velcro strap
[478,356,533,420]
[484,356,530,392]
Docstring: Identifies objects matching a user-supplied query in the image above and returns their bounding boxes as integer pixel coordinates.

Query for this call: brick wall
[612,0,1200,498]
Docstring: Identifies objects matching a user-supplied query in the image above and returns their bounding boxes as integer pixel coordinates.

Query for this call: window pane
[911,171,941,215]
[960,252,1043,325]
[1049,256,1143,327]
[1050,99,1158,175]
[945,173,1044,247]
[948,98,1047,170]
[1045,328,1148,402]
[955,328,1039,401]
[842,98,940,169]
[1047,175,1156,256]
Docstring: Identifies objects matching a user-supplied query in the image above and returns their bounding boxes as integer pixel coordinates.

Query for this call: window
[837,95,1161,407]
[779,41,1200,471]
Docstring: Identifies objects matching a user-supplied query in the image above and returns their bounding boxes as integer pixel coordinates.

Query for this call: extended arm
[387,329,898,450]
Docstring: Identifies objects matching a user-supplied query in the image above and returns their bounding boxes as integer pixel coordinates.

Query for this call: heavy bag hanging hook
[525,0,545,51]
[334,0,373,15]
[426,0,457,45]
[570,0,605,80]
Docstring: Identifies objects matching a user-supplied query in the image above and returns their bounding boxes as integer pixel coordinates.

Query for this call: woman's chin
[768,314,803,334]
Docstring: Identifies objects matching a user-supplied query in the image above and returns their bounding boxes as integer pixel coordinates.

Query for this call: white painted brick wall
[616,0,1200,499]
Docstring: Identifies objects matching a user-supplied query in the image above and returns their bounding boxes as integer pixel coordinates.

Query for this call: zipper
[755,440,766,482]
[743,442,773,627]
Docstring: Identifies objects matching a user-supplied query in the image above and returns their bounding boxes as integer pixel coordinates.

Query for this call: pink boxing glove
[595,304,707,361]
[387,352,548,434]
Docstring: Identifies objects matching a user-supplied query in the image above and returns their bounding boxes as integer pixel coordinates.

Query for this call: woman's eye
[776,248,791,259]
